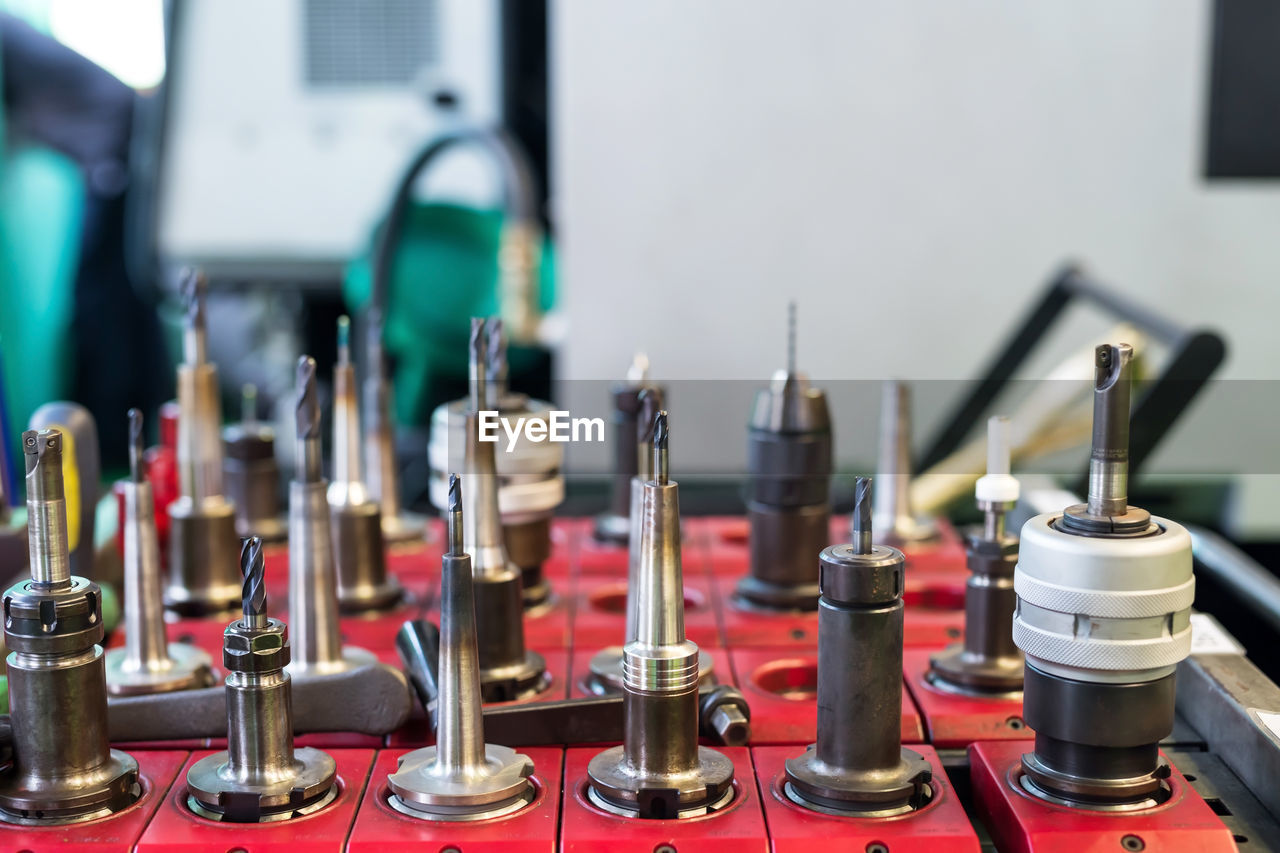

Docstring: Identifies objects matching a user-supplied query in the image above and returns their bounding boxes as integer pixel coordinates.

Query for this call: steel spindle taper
[735,303,833,611]
[106,410,215,695]
[329,317,401,613]
[785,477,932,816]
[587,412,736,820]
[187,538,339,822]
[388,475,536,820]
[867,381,936,547]
[363,307,426,543]
[167,268,242,615]
[289,356,375,674]
[928,415,1025,695]
[463,318,550,701]
[594,353,657,544]
[0,429,140,824]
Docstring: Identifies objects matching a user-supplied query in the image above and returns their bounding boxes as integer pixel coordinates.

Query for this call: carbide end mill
[388,475,536,821]
[588,388,715,696]
[463,319,550,701]
[587,412,736,820]
[867,381,937,548]
[187,538,339,822]
[329,317,401,614]
[362,308,427,543]
[735,303,833,612]
[288,356,375,675]
[1014,343,1193,808]
[106,410,216,695]
[167,267,241,616]
[0,429,141,825]
[928,415,1025,695]
[594,352,658,544]
[223,384,286,542]
[785,477,933,817]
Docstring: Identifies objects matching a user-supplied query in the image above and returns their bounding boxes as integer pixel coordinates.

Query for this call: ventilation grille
[304,0,439,87]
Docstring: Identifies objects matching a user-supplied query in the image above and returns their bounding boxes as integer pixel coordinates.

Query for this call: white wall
[552,0,1280,533]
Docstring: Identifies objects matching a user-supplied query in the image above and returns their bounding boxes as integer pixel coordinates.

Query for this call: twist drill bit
[168,267,241,615]
[362,308,426,543]
[485,317,507,409]
[106,411,215,696]
[588,412,736,819]
[388,475,536,820]
[463,320,550,701]
[329,318,399,614]
[223,384,286,541]
[595,353,659,544]
[289,356,374,675]
[928,415,1024,695]
[0,429,140,824]
[187,537,339,822]
[785,477,933,816]
[868,381,936,548]
[735,303,833,611]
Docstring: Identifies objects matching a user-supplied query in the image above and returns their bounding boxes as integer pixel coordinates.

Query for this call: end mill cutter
[463,319,550,701]
[587,412,736,820]
[363,308,426,544]
[187,538,339,822]
[734,304,833,611]
[166,268,242,616]
[1013,343,1195,808]
[0,429,141,825]
[785,477,932,817]
[289,356,375,675]
[388,475,536,820]
[928,415,1025,695]
[329,317,401,614]
[587,388,717,696]
[866,381,937,548]
[223,384,286,542]
[594,353,658,545]
[105,410,215,696]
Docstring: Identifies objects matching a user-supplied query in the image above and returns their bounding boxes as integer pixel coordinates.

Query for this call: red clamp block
[386,648,571,748]
[752,745,981,852]
[568,645,731,700]
[560,746,768,852]
[0,750,186,850]
[715,576,819,648]
[902,648,1028,748]
[347,747,562,852]
[541,517,577,579]
[136,748,375,852]
[572,576,722,648]
[969,740,1238,853]
[728,648,923,745]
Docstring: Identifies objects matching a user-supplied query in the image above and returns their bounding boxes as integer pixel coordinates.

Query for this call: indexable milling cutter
[928,415,1025,695]
[866,380,937,548]
[166,268,242,616]
[462,319,550,701]
[223,384,286,542]
[587,391,718,697]
[785,477,933,816]
[0,429,141,824]
[187,538,339,822]
[329,317,401,614]
[388,475,536,820]
[363,308,426,544]
[428,318,563,610]
[734,304,833,611]
[594,353,659,545]
[587,412,736,820]
[289,356,375,675]
[105,410,216,695]
[1013,343,1194,809]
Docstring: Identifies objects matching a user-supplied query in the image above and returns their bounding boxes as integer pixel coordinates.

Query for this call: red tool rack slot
[969,740,1240,853]
[902,647,1029,747]
[752,745,981,852]
[572,574,721,648]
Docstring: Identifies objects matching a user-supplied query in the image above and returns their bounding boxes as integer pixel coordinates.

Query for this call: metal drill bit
[982,415,1013,541]
[469,316,488,413]
[653,410,668,485]
[1088,343,1132,518]
[24,429,70,588]
[129,408,145,483]
[180,267,207,367]
[329,318,366,504]
[626,352,650,385]
[295,355,321,483]
[387,472,535,821]
[870,380,934,546]
[241,384,258,426]
[636,389,663,480]
[786,300,797,376]
[486,318,507,408]
[852,476,872,554]
[241,537,266,630]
